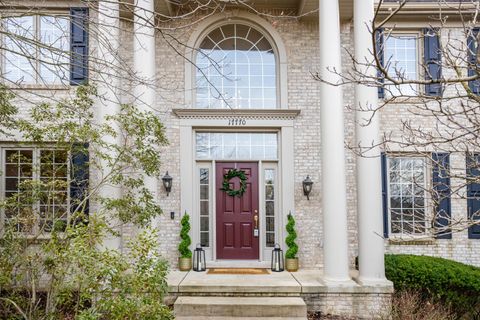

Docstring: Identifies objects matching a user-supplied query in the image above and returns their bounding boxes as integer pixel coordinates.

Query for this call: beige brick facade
[2,7,479,271]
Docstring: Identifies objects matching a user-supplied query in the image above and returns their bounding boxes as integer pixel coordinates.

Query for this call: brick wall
[4,9,479,269]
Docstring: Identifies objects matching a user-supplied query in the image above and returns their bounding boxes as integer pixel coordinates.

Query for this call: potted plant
[178,213,192,271]
[285,213,299,272]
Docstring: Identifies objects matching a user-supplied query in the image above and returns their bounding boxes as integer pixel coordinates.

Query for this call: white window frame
[193,21,280,110]
[384,31,422,97]
[0,12,70,86]
[260,162,279,259]
[0,146,71,237]
[386,154,431,238]
[193,128,281,262]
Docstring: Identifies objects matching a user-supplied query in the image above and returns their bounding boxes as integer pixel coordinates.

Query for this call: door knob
[254,214,258,228]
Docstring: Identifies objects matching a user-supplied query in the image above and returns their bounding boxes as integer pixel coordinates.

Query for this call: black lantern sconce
[162,171,173,196]
[302,176,313,200]
[193,244,206,272]
[271,243,284,272]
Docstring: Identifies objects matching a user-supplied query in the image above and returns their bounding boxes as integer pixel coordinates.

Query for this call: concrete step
[174,296,307,320]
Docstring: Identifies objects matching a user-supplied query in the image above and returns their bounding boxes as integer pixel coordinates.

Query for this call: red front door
[216,162,259,260]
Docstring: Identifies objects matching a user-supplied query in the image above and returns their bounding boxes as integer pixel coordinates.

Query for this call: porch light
[302,176,313,200]
[162,171,173,196]
[271,243,284,272]
[193,244,206,272]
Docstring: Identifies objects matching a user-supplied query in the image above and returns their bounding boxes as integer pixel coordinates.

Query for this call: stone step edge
[175,296,306,306]
[174,296,307,318]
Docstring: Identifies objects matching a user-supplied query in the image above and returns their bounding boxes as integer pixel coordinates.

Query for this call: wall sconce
[303,176,313,200]
[162,171,173,196]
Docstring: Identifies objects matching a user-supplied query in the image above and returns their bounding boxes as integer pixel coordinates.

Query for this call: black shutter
[432,153,451,239]
[381,153,389,238]
[423,28,442,96]
[376,28,385,99]
[467,153,480,239]
[468,28,480,95]
[70,143,89,220]
[70,8,89,85]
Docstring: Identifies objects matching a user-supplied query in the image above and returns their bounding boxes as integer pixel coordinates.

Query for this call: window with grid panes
[3,148,69,233]
[384,33,419,96]
[265,168,275,247]
[387,156,427,235]
[195,23,277,109]
[2,15,69,85]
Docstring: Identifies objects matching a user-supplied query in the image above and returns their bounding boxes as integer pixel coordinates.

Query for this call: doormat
[207,268,270,275]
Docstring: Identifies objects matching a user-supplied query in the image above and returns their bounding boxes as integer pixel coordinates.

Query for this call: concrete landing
[174,296,307,320]
[168,270,394,319]
[176,269,301,294]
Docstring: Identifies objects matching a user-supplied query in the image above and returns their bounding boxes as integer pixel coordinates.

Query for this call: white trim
[1,12,71,86]
[183,11,288,109]
[0,145,71,236]
[386,155,430,238]
[179,117,296,264]
[383,31,423,97]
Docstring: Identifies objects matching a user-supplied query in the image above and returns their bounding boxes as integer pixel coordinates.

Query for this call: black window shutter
[432,153,451,239]
[376,28,385,99]
[468,28,480,95]
[423,28,442,97]
[70,7,89,85]
[70,143,89,221]
[381,152,389,238]
[467,153,480,239]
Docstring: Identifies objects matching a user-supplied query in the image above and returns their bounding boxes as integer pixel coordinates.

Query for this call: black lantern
[271,243,284,272]
[162,171,173,196]
[302,176,313,200]
[193,244,206,272]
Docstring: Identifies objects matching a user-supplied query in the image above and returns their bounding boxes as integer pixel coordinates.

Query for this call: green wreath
[220,169,247,197]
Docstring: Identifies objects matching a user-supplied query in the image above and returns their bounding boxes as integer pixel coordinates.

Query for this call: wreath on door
[220,169,247,197]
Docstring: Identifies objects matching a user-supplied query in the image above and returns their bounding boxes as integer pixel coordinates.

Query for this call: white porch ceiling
[154,0,354,20]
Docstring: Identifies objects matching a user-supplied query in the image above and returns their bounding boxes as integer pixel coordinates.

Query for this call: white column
[319,0,350,282]
[354,0,387,284]
[97,0,122,250]
[133,0,158,205]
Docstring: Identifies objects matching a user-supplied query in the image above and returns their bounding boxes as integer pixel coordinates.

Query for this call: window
[264,168,275,247]
[387,156,427,236]
[195,23,277,109]
[3,148,69,233]
[2,15,70,85]
[199,168,210,247]
[195,132,278,160]
[384,33,419,96]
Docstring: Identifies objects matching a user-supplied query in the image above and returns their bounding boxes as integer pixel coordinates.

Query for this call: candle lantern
[193,243,206,272]
[271,243,284,272]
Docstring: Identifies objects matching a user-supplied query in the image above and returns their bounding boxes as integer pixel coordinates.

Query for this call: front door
[216,162,259,259]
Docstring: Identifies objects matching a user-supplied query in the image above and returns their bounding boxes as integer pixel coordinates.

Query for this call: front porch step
[174,296,307,320]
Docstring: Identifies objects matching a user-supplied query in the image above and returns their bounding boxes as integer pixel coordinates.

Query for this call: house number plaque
[228,118,247,126]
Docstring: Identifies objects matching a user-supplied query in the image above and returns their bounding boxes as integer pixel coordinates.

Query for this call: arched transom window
[195,23,277,109]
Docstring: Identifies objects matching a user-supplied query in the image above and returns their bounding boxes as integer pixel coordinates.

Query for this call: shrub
[387,290,454,320]
[285,213,298,259]
[385,254,480,318]
[178,213,192,258]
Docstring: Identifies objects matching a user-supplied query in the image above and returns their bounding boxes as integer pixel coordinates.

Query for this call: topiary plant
[178,213,192,258]
[285,213,298,259]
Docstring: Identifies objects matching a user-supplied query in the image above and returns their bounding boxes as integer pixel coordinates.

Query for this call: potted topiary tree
[285,212,299,272]
[178,212,192,271]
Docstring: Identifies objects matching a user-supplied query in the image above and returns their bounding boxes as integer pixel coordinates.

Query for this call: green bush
[178,213,192,258]
[285,213,298,259]
[385,254,480,318]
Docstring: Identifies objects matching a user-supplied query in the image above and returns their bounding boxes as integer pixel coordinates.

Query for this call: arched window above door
[195,23,277,109]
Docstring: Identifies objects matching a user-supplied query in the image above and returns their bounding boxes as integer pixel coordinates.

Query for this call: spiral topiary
[285,213,298,259]
[178,212,192,258]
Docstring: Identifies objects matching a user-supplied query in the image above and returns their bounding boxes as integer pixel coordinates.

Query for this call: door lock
[253,211,259,237]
